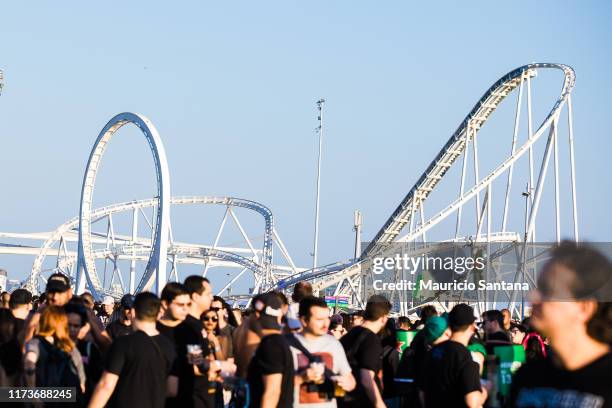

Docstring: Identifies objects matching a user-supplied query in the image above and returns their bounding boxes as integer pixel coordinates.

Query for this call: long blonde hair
[38,306,74,353]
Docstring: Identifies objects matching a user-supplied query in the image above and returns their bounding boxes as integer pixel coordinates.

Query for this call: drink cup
[331,375,346,397]
[310,362,325,384]
[187,344,203,365]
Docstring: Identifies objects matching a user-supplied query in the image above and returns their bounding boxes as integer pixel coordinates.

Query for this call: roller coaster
[0,63,579,316]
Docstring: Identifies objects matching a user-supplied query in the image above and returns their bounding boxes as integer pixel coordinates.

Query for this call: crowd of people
[0,240,610,407]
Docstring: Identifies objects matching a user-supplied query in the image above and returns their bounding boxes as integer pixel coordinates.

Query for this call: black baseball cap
[46,273,71,293]
[120,294,136,309]
[257,292,283,330]
[449,303,476,327]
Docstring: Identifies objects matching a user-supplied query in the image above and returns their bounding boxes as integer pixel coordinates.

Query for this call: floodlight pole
[312,98,325,270]
[521,185,531,320]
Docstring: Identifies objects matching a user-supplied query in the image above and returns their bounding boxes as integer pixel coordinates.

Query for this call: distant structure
[0,63,580,317]
[275,63,578,318]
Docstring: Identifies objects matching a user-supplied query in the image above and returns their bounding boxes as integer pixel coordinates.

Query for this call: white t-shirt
[288,333,352,408]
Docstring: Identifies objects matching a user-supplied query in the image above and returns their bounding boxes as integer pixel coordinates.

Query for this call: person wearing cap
[46,272,73,307]
[407,304,438,399]
[106,294,136,340]
[349,311,364,328]
[19,273,75,347]
[421,304,488,408]
[98,295,115,327]
[247,292,295,408]
[424,315,451,346]
[412,314,451,396]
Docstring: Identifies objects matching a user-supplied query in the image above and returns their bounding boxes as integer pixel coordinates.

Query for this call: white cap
[102,295,115,305]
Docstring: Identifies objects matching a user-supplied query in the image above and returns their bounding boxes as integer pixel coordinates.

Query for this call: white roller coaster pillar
[76,113,171,299]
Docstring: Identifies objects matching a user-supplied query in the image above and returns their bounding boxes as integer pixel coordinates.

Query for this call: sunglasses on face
[203,315,218,322]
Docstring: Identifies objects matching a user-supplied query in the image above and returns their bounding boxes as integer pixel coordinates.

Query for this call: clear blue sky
[1,1,611,288]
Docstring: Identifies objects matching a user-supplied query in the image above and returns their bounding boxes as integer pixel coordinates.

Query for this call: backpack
[35,337,80,388]
[339,329,375,408]
[396,345,418,380]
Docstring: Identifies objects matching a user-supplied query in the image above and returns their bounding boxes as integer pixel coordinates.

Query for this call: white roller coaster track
[26,196,277,296]
[366,63,575,254]
[275,63,577,308]
[1,63,579,311]
[76,113,171,298]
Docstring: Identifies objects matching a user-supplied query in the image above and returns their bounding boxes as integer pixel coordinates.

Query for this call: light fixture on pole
[312,98,325,270]
[521,183,531,319]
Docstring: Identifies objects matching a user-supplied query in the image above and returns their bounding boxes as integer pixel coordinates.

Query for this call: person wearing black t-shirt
[9,288,32,336]
[181,275,236,408]
[409,305,438,396]
[88,292,178,408]
[421,304,487,408]
[106,295,135,340]
[247,292,294,408]
[340,295,392,408]
[482,309,511,354]
[0,309,21,387]
[510,242,612,408]
[1,289,31,384]
[157,282,193,407]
